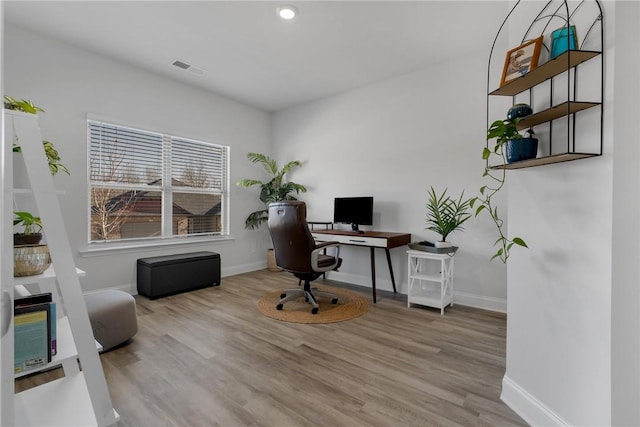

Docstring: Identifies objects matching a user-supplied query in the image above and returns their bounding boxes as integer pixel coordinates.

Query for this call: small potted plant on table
[13,211,51,277]
[425,186,471,248]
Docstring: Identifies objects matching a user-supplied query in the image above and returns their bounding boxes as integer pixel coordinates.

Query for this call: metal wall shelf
[486,1,604,169]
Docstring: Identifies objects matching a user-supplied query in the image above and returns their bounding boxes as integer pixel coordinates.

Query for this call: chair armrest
[311,242,340,272]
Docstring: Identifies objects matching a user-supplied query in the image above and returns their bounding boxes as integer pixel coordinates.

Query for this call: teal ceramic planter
[506,137,538,163]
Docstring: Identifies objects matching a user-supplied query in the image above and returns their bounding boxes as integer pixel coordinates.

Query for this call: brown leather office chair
[268,201,342,314]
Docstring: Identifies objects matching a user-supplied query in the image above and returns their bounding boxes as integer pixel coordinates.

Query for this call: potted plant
[236,152,307,270]
[13,211,51,277]
[4,96,69,175]
[487,118,538,164]
[425,187,471,248]
[13,211,44,245]
[470,118,529,262]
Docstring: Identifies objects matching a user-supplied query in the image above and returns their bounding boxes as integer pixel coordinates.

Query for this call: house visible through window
[88,120,228,243]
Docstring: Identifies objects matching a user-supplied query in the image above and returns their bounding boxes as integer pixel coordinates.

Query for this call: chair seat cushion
[317,254,341,269]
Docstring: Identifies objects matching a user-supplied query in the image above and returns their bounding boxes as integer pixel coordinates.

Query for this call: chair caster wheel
[276,304,284,311]
[331,298,338,304]
[311,307,319,315]
[280,293,287,299]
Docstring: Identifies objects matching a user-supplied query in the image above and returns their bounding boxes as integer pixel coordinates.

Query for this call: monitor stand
[351,223,365,234]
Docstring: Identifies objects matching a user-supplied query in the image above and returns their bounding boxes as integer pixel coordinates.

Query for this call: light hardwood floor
[17,270,525,426]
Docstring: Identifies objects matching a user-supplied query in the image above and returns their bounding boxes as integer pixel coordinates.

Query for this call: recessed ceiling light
[277,5,297,20]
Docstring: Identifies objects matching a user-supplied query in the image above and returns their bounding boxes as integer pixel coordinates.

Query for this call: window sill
[79,235,234,257]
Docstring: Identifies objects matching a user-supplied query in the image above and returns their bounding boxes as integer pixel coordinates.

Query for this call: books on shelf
[14,292,56,374]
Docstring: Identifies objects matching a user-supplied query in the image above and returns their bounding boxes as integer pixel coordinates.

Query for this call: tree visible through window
[88,120,228,242]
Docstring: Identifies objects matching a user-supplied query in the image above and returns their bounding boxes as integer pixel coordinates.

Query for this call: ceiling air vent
[171,59,205,75]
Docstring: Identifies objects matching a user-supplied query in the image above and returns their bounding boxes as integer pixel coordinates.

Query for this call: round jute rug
[257,286,369,324]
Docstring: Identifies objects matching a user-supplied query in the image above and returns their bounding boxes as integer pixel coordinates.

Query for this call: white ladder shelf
[1,110,118,426]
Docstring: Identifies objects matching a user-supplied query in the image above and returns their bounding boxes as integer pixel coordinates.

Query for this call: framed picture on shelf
[499,36,544,87]
[550,25,578,59]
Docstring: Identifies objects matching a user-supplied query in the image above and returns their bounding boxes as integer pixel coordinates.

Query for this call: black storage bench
[137,251,220,299]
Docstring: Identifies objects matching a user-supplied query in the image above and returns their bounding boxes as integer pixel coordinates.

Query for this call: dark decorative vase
[506,138,538,163]
[507,103,533,120]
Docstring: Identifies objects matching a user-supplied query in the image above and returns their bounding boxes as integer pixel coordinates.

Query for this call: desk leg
[370,247,377,303]
[385,248,397,293]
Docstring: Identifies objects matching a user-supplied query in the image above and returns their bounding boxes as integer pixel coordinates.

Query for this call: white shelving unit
[406,249,455,315]
[1,110,118,426]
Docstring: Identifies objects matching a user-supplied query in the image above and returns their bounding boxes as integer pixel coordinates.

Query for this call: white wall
[500,1,640,425]
[611,1,640,425]
[272,48,509,311]
[4,24,273,293]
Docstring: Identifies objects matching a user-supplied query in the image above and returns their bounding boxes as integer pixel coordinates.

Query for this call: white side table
[407,249,456,315]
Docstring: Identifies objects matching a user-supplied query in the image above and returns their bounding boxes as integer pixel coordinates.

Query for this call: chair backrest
[267,201,315,274]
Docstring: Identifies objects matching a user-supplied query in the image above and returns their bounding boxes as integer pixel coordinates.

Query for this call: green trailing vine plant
[4,95,69,175]
[470,118,528,262]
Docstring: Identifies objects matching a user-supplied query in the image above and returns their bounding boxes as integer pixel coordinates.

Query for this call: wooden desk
[311,230,411,303]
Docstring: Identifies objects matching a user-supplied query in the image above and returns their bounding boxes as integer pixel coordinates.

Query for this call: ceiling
[4,1,507,112]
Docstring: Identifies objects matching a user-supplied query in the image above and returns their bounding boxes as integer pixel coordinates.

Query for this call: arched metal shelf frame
[486,0,604,169]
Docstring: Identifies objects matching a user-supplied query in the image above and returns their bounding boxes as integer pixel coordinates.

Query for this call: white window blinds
[88,120,229,242]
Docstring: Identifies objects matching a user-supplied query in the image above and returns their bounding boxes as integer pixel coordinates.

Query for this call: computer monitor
[333,197,373,232]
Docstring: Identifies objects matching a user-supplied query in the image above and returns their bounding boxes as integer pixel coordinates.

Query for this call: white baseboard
[452,291,507,313]
[222,261,266,277]
[316,272,508,313]
[324,271,397,292]
[99,267,506,314]
[81,262,266,297]
[501,375,569,427]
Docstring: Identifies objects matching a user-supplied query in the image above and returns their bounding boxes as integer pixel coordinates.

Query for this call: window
[88,120,228,243]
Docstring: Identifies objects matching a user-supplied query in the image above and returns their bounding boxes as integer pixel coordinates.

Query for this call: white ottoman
[85,290,138,352]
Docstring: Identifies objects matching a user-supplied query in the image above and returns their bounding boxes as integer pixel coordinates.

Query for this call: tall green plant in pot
[237,152,307,271]
[236,152,307,229]
[425,187,471,248]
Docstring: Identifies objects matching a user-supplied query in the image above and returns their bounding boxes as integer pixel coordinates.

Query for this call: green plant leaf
[236,179,263,188]
[13,211,43,235]
[4,96,44,114]
[482,147,491,160]
[512,237,528,247]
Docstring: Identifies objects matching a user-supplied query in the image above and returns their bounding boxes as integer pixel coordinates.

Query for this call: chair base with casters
[277,272,339,315]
